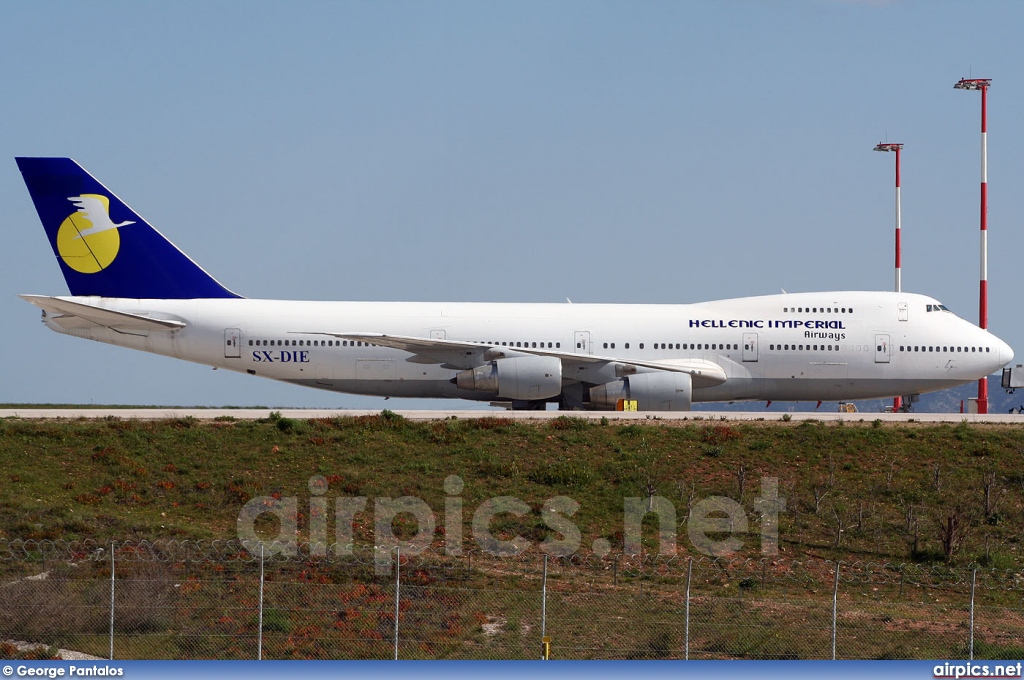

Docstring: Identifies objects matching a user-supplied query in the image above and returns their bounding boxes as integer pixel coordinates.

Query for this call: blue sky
[3,1,1023,408]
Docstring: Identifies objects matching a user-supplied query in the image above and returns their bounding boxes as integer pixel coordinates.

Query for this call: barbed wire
[2,539,1022,592]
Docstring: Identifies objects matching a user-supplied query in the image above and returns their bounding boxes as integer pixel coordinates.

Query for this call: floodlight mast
[874,142,904,413]
[873,143,904,293]
[954,77,991,414]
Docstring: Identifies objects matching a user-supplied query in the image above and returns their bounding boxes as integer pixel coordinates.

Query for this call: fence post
[541,554,548,659]
[109,543,115,661]
[257,543,264,661]
[685,558,692,660]
[394,547,400,661]
[831,562,841,660]
[970,568,977,660]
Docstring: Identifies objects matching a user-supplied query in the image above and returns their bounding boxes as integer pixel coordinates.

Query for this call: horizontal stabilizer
[20,295,186,333]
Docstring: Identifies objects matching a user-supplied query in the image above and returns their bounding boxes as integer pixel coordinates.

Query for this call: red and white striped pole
[955,77,991,414]
[874,142,904,412]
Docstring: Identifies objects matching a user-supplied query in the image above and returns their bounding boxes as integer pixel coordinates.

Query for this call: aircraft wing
[20,295,186,333]
[302,332,492,367]
[309,332,727,387]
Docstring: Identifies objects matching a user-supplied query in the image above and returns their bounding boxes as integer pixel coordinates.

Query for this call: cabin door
[574,331,592,354]
[742,332,759,362]
[875,334,891,363]
[224,328,241,358]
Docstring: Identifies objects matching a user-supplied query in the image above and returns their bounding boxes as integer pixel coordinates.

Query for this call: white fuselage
[37,291,1012,408]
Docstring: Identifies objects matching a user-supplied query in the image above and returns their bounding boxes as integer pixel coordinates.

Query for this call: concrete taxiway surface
[1,408,1023,424]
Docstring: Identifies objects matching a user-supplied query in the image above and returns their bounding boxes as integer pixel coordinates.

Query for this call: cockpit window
[926,303,952,313]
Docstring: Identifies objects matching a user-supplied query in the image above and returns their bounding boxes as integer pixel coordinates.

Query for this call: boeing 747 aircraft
[16,158,1013,411]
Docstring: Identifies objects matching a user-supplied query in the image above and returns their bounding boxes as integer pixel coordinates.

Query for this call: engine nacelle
[588,371,693,411]
[455,356,563,401]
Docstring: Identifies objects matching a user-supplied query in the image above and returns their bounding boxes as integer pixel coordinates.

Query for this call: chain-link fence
[2,540,1023,660]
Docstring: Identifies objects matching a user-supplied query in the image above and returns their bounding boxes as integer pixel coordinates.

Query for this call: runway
[2,408,1023,424]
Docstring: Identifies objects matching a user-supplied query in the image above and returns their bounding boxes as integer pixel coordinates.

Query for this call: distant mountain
[693,373,1024,415]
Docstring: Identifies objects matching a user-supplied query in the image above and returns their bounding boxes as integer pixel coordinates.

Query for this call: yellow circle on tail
[56,212,121,273]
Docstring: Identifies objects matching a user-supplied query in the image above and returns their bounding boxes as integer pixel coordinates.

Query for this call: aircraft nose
[998,336,1014,366]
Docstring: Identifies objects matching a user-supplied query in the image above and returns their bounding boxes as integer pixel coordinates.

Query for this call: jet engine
[588,371,693,411]
[455,356,563,401]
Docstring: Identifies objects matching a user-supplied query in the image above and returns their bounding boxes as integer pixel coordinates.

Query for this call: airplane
[16,157,1014,411]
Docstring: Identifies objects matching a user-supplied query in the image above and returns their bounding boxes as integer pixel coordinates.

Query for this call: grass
[1,414,1024,570]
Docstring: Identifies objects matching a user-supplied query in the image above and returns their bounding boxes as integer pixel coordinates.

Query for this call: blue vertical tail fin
[17,157,240,299]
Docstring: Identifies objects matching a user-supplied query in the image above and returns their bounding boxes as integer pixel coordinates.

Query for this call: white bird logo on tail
[68,194,135,240]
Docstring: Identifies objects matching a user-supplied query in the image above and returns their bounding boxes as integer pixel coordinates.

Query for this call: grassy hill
[2,412,1023,568]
